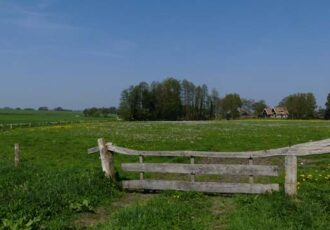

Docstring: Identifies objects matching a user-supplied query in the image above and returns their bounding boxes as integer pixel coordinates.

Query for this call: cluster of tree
[278,93,317,119]
[240,99,267,118]
[53,107,72,111]
[1,107,73,112]
[0,107,33,111]
[118,78,268,121]
[118,78,221,120]
[38,106,49,111]
[38,106,72,111]
[83,107,117,117]
[276,92,330,120]
[181,79,219,120]
[325,93,330,120]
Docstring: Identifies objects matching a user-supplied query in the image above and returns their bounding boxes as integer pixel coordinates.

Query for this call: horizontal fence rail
[88,138,330,196]
[122,180,280,194]
[88,138,330,158]
[0,120,87,131]
[121,163,279,176]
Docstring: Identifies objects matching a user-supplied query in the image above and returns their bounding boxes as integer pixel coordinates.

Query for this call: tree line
[118,78,267,120]
[279,93,316,119]
[0,107,73,112]
[3,80,329,121]
[325,93,330,119]
[118,78,330,121]
[83,107,117,117]
[118,78,218,120]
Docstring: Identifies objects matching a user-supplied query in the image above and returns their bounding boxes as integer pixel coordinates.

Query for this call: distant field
[0,109,117,125]
[0,120,329,229]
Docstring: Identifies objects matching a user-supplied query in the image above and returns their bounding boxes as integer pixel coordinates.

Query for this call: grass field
[0,109,117,124]
[0,118,330,229]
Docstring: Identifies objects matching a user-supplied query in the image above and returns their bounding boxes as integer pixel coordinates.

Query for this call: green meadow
[0,116,330,229]
[0,109,83,123]
[0,109,117,133]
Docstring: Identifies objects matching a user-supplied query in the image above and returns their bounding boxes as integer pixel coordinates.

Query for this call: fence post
[14,144,19,167]
[285,155,297,196]
[98,138,111,178]
[98,138,115,179]
[190,156,195,182]
[249,157,254,184]
[139,155,144,180]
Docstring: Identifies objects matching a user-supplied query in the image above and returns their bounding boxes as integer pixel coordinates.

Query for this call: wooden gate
[88,138,330,196]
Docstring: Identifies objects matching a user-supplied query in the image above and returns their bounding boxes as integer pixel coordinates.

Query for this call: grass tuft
[96,192,212,230]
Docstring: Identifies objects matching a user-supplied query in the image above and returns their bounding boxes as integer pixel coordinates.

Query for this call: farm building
[263,107,289,118]
[263,108,274,118]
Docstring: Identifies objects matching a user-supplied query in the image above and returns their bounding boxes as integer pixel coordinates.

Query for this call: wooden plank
[106,138,330,158]
[285,155,297,196]
[121,163,278,176]
[122,180,279,194]
[108,144,290,158]
[88,146,99,154]
[249,157,254,184]
[139,155,144,180]
[98,138,113,178]
[190,156,195,182]
[88,138,330,158]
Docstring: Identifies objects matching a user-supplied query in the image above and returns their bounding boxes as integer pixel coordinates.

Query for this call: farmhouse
[263,108,274,118]
[263,107,289,118]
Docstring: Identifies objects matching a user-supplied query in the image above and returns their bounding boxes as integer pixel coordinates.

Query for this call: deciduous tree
[252,100,267,117]
[279,93,317,119]
[221,93,242,119]
[325,93,330,119]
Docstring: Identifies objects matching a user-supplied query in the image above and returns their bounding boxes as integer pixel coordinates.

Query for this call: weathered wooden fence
[88,138,330,196]
[0,120,91,131]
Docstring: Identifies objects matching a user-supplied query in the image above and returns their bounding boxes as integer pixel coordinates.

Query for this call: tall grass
[227,191,329,229]
[96,192,212,230]
[0,162,119,228]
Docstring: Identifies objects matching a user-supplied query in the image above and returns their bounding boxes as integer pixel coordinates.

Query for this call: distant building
[273,107,289,118]
[263,108,274,118]
[263,107,289,118]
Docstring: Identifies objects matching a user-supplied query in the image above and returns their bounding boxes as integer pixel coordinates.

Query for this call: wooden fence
[0,121,81,130]
[88,138,330,196]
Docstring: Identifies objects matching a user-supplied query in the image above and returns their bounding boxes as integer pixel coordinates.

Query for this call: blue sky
[0,0,329,109]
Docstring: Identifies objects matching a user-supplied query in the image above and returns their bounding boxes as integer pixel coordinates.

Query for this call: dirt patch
[73,192,155,229]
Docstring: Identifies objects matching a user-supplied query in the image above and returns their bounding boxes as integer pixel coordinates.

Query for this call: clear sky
[0,0,329,109]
